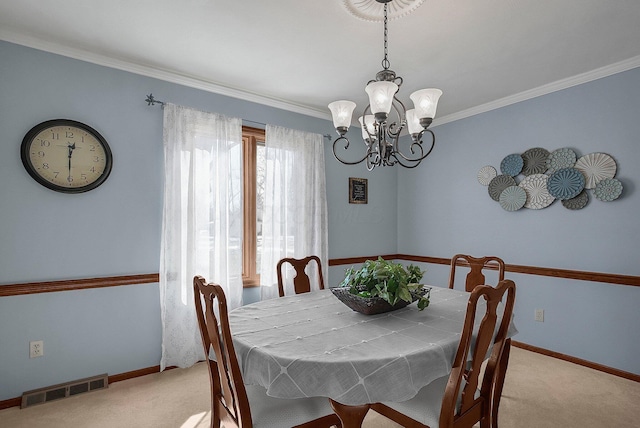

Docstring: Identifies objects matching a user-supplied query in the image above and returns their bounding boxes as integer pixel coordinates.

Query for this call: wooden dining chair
[448,253,507,424]
[448,254,505,292]
[276,255,325,297]
[193,276,341,428]
[371,279,516,428]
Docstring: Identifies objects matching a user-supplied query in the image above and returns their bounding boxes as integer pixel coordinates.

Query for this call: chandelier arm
[393,97,407,114]
[366,142,381,170]
[332,136,372,165]
[393,130,436,167]
[385,154,398,167]
[360,104,380,143]
[390,153,421,168]
[393,143,423,163]
[417,129,436,159]
[386,98,406,140]
[374,140,384,164]
[366,153,375,170]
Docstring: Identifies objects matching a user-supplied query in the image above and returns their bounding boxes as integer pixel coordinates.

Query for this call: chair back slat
[449,254,506,292]
[440,279,516,428]
[194,276,252,428]
[277,255,325,297]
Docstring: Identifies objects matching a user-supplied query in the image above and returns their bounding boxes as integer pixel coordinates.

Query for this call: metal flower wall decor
[477,147,623,212]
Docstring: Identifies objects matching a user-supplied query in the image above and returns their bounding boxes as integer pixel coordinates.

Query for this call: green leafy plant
[339,257,430,310]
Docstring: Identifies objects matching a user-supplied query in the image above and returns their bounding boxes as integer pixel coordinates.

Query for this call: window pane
[256,143,266,273]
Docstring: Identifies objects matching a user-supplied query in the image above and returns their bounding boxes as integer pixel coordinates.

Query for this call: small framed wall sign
[349,177,368,204]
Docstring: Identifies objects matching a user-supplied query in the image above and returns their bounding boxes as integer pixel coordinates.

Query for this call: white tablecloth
[230,287,475,405]
[229,287,512,406]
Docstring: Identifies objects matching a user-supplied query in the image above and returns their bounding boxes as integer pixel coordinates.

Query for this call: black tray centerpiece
[332,257,430,315]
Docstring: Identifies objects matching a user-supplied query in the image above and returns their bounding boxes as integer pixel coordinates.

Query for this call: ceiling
[1,0,640,126]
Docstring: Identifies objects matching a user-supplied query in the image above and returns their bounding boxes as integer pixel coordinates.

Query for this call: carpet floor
[1,347,638,427]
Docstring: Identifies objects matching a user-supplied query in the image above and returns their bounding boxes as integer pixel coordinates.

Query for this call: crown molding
[3,30,639,128]
[0,30,330,121]
[433,55,640,127]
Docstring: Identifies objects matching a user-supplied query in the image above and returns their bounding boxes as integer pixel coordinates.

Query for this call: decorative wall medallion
[519,174,555,209]
[488,175,517,201]
[562,190,589,210]
[481,148,624,211]
[574,152,617,189]
[477,165,497,186]
[499,185,527,211]
[522,147,550,175]
[546,168,585,200]
[594,178,623,201]
[546,148,577,174]
[500,154,524,177]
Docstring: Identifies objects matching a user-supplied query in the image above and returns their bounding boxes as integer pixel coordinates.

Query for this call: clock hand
[67,143,76,178]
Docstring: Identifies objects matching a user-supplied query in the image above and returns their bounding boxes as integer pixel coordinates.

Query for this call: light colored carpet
[1,347,638,427]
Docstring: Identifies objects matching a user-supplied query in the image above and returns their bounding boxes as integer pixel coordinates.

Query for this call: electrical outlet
[29,340,44,358]
[534,309,544,322]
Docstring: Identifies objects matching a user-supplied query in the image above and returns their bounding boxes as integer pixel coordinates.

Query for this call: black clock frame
[21,119,113,194]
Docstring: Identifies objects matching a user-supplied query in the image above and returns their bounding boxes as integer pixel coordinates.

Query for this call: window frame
[241,126,265,287]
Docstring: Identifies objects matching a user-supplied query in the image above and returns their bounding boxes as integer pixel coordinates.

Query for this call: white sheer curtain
[260,125,328,300]
[160,104,243,370]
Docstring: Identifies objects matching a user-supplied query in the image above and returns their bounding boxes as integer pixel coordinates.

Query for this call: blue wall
[1,40,638,402]
[397,67,640,374]
[0,41,397,401]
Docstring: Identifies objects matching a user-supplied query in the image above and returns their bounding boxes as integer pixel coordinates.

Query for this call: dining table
[228,286,516,428]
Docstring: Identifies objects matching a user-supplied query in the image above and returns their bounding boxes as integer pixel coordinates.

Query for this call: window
[242,126,266,287]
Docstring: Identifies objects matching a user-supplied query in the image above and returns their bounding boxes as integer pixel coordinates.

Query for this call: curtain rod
[144,94,332,139]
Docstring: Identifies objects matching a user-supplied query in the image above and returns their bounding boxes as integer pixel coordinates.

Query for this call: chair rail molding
[331,254,640,287]
[0,273,159,296]
[1,254,638,297]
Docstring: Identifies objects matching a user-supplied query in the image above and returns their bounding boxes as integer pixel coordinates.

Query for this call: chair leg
[491,339,511,428]
[330,400,369,428]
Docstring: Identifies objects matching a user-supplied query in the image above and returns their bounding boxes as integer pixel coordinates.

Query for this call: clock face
[21,119,113,193]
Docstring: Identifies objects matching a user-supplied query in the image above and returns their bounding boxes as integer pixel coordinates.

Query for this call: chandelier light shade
[359,115,376,140]
[405,109,422,136]
[410,88,443,124]
[328,0,442,170]
[365,81,398,117]
[328,100,357,132]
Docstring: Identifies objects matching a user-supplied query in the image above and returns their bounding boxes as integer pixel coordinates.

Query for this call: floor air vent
[21,373,109,408]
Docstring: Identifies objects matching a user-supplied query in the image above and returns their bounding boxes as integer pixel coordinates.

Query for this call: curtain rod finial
[145,94,165,106]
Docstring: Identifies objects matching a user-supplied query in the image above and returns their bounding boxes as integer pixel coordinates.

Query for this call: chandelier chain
[382,3,390,70]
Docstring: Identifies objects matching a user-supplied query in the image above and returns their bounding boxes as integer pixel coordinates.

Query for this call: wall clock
[21,119,113,193]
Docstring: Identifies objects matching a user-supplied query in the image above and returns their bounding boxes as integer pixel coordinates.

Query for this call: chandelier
[328,0,442,170]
